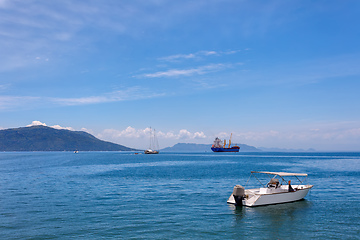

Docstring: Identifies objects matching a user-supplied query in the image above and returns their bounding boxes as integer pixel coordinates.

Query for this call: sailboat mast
[154,129,159,151]
[144,127,159,154]
[149,127,153,150]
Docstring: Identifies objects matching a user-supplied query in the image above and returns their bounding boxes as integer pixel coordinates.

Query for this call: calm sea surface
[0,152,359,239]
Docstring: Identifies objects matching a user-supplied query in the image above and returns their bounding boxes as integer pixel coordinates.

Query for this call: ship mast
[229,133,233,148]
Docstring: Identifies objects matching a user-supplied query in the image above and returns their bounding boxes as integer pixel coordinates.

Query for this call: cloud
[158,50,241,62]
[202,51,218,56]
[237,130,280,141]
[0,1,234,72]
[81,127,94,135]
[142,63,235,78]
[52,96,109,106]
[175,129,192,139]
[141,48,245,78]
[193,131,207,139]
[175,129,206,139]
[51,87,165,106]
[159,53,197,61]
[0,87,166,110]
[100,127,161,140]
[26,120,74,130]
[27,121,47,127]
[99,127,206,140]
[51,125,74,131]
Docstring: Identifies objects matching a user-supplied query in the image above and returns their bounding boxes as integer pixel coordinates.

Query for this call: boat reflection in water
[229,199,312,236]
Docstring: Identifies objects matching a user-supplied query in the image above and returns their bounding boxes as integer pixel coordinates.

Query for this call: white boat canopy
[251,171,308,177]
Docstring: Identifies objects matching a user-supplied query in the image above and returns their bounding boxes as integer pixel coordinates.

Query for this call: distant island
[161,143,316,152]
[161,143,260,152]
[0,125,138,152]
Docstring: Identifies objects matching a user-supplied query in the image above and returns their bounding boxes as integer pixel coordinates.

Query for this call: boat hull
[227,185,313,207]
[211,147,240,152]
[144,149,159,154]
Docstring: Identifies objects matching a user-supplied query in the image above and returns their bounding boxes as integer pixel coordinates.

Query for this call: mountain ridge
[0,125,137,151]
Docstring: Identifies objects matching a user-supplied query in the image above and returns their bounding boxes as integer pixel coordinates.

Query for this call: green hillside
[0,125,137,151]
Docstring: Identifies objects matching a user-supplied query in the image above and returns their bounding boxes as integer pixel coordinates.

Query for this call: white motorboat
[227,171,313,207]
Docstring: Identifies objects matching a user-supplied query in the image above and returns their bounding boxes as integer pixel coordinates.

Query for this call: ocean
[0,152,359,239]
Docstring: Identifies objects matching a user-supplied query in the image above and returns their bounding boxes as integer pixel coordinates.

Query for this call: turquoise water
[0,152,359,239]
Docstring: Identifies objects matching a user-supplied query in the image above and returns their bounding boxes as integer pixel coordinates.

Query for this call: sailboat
[144,127,159,154]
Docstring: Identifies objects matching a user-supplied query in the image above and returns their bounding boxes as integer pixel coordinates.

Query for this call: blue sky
[1,0,360,151]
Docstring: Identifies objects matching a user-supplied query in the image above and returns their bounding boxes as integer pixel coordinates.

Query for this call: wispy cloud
[52,96,108,106]
[0,84,10,90]
[0,1,232,72]
[158,50,241,62]
[0,87,165,110]
[141,63,238,78]
[138,49,245,81]
[159,53,197,61]
[51,87,165,106]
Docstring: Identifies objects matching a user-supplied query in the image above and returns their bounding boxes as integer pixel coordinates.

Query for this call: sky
[1,0,360,151]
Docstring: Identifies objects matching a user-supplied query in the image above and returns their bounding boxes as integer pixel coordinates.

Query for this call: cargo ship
[211,134,240,152]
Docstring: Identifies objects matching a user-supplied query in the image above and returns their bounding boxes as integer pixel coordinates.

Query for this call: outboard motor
[232,185,245,206]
